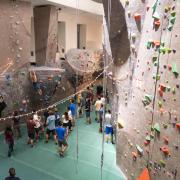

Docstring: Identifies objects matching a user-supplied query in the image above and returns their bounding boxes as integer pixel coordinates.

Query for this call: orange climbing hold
[176,123,180,129]
[138,168,150,180]
[132,152,137,160]
[160,146,170,155]
[153,41,161,47]
[134,13,141,21]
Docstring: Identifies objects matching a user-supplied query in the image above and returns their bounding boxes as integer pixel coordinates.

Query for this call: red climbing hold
[160,146,170,155]
[176,123,180,130]
[134,13,141,21]
[168,64,172,70]
[154,20,161,27]
[158,88,163,97]
[138,168,150,180]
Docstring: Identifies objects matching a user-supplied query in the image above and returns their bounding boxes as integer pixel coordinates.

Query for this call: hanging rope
[100,1,112,179]
[146,12,165,167]
[75,0,80,174]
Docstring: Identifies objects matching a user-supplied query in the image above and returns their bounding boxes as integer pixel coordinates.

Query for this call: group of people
[4,85,115,159]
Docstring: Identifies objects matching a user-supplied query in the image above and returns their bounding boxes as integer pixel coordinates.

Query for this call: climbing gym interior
[0,0,179,180]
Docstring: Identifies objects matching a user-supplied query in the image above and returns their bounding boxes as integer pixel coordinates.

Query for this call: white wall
[58,8,103,52]
[46,0,104,15]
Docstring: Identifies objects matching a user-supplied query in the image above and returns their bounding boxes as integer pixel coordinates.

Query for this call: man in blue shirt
[56,124,68,157]
[69,99,76,126]
[45,110,57,144]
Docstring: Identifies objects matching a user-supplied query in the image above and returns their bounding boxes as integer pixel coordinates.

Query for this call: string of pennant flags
[0,60,113,122]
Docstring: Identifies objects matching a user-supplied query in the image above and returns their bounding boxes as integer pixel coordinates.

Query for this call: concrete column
[34,5,57,66]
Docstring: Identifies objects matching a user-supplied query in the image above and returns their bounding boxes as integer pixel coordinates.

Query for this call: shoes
[45,141,48,144]
[59,153,64,157]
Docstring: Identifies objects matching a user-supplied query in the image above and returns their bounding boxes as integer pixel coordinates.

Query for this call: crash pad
[138,168,150,180]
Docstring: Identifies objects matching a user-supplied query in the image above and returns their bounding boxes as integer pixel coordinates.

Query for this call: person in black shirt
[5,168,21,180]
[12,111,21,138]
[85,97,91,124]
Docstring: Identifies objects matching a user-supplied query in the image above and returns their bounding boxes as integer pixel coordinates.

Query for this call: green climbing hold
[168,24,173,31]
[166,48,172,54]
[160,160,166,167]
[172,87,176,94]
[153,12,160,19]
[147,41,152,49]
[152,2,158,14]
[154,61,158,66]
[166,86,171,92]
[161,42,165,47]
[163,123,168,129]
[158,101,162,108]
[171,11,176,17]
[159,47,166,54]
[170,17,176,24]
[145,136,151,141]
[156,74,161,80]
[142,94,153,106]
[152,56,158,63]
[154,123,160,133]
[172,64,179,77]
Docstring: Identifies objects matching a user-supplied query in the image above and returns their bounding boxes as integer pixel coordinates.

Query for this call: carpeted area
[0,104,125,180]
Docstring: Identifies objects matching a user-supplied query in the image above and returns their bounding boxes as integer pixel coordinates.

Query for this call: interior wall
[58,8,103,52]
[58,21,66,51]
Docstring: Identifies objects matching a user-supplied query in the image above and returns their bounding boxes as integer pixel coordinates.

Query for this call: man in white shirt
[104,110,113,143]
[94,97,102,122]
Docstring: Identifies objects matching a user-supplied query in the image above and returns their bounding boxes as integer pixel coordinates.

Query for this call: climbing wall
[0,0,32,121]
[102,0,180,179]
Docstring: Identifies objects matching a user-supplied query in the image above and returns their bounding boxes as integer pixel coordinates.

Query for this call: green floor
[0,107,125,180]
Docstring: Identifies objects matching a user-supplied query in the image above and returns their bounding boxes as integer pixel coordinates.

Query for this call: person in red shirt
[4,126,14,157]
[27,116,36,147]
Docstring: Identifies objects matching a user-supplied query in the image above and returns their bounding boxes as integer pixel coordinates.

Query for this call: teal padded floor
[0,105,125,180]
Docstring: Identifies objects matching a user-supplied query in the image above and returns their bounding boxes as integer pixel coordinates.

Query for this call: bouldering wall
[0,0,32,130]
[102,0,180,179]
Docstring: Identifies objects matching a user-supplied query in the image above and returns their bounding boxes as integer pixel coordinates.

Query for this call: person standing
[27,116,36,147]
[104,110,113,143]
[4,126,14,157]
[12,111,21,139]
[94,97,102,122]
[33,112,41,142]
[69,99,76,126]
[45,110,57,144]
[85,97,91,124]
[5,168,21,180]
[54,108,61,127]
[99,104,104,133]
[56,123,68,157]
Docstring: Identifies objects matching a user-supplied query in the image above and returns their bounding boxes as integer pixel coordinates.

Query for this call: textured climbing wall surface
[103,0,180,179]
[0,0,32,120]
[0,0,31,68]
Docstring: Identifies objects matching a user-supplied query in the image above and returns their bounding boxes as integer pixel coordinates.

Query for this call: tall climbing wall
[102,0,180,179]
[0,0,32,130]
